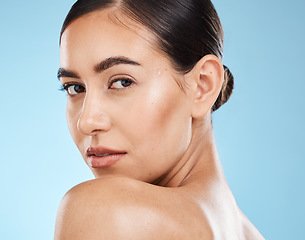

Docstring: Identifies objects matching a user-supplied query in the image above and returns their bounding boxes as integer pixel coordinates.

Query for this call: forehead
[60,9,160,67]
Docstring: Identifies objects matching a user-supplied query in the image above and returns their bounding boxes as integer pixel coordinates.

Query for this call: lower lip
[88,153,126,168]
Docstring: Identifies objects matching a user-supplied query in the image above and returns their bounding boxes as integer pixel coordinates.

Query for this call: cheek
[121,80,192,158]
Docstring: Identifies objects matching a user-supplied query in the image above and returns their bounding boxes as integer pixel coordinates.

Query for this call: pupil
[121,79,131,87]
[74,85,84,93]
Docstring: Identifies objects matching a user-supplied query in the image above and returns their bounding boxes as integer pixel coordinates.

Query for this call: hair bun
[212,65,234,112]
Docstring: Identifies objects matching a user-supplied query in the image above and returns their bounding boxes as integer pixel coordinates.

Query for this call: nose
[77,92,111,136]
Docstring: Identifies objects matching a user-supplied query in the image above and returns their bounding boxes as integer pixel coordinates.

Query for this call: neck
[155,114,224,187]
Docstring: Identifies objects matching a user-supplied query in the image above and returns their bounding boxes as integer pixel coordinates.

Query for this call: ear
[188,54,224,119]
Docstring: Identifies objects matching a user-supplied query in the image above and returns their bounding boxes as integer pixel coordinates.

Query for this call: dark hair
[60,0,234,111]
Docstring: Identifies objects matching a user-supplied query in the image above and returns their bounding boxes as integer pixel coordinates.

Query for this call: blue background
[0,0,304,239]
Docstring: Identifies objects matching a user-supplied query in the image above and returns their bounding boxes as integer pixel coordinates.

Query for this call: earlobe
[190,55,224,119]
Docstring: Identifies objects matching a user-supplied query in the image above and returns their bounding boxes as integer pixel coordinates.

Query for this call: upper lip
[86,146,126,157]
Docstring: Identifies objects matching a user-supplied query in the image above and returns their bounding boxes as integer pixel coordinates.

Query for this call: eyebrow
[94,56,141,73]
[57,56,141,80]
[57,68,80,80]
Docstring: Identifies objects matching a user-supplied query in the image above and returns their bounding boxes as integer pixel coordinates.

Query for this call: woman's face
[59,9,194,183]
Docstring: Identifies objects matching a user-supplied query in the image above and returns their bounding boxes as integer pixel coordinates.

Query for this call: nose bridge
[77,90,111,135]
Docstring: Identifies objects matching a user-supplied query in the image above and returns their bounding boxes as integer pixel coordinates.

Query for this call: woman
[55,0,264,239]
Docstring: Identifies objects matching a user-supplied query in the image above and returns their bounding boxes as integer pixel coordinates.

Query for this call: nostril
[76,94,112,135]
[91,129,103,134]
[77,116,95,135]
[77,111,111,136]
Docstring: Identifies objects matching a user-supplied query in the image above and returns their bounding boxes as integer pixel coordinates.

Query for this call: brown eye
[64,84,86,96]
[109,78,134,89]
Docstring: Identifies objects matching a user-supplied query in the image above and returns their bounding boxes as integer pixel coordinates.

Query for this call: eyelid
[108,74,135,84]
[61,81,86,96]
[62,81,85,88]
[108,77,135,91]
[108,75,136,89]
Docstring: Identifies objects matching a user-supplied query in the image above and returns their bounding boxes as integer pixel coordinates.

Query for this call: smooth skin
[55,9,264,240]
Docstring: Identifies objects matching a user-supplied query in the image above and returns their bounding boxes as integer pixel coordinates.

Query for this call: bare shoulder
[240,210,265,240]
[54,177,212,240]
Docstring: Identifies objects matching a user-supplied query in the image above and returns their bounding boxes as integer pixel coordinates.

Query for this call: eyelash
[108,77,135,90]
[59,78,135,95]
[59,82,86,96]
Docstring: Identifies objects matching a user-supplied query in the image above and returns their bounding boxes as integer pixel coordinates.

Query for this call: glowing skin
[59,10,194,183]
[56,9,264,240]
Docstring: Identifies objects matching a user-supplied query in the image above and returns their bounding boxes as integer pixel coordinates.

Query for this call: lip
[86,146,126,168]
